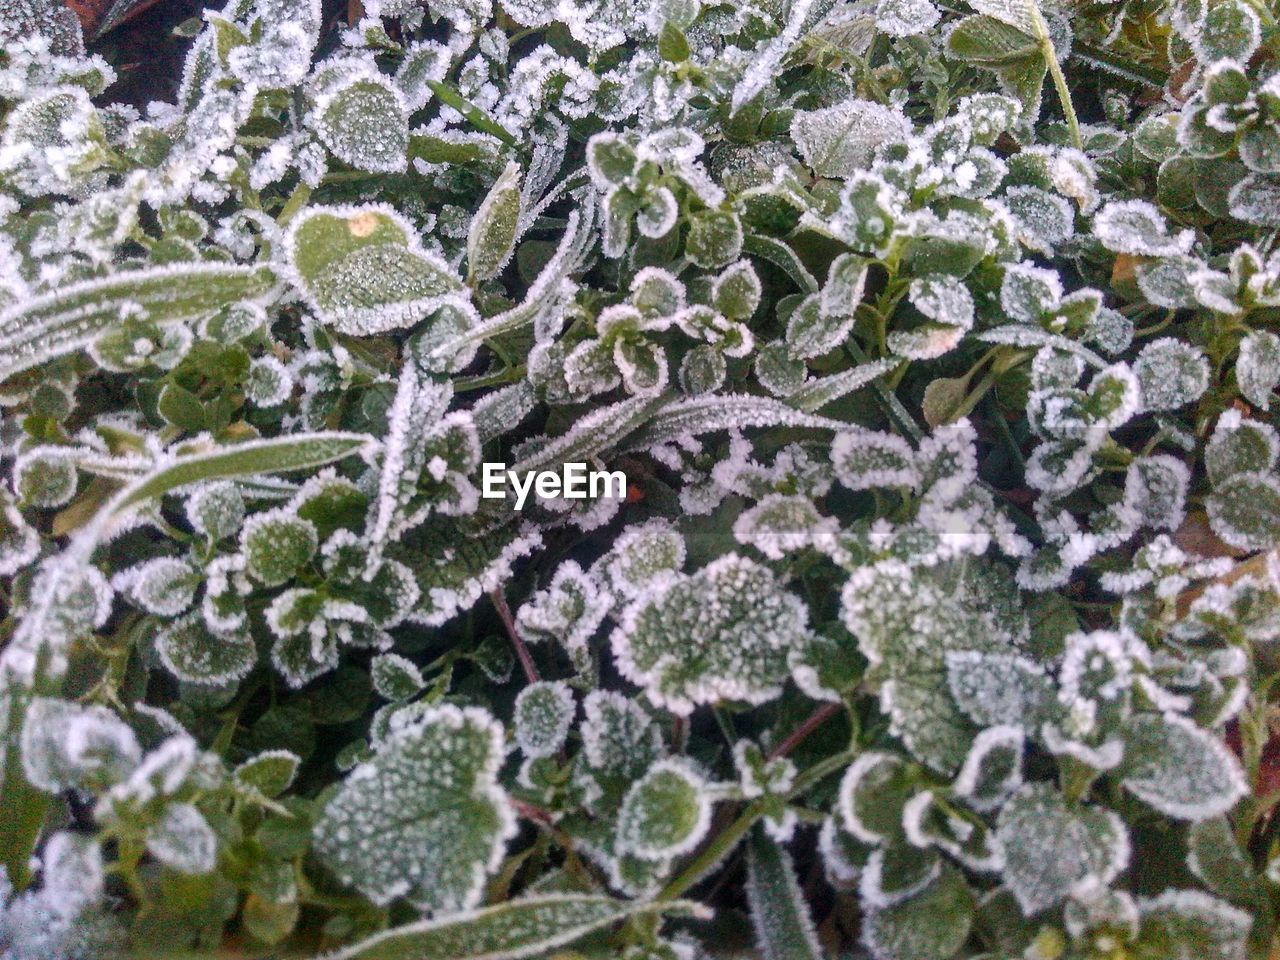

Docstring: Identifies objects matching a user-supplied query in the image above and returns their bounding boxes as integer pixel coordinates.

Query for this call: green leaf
[862,863,974,960]
[322,894,707,960]
[791,98,911,179]
[1119,714,1249,821]
[996,783,1129,916]
[310,76,409,174]
[313,704,515,911]
[617,759,713,859]
[468,162,522,283]
[685,210,744,269]
[285,204,462,336]
[234,750,301,798]
[0,264,274,381]
[110,433,370,517]
[658,23,691,62]
[746,828,825,960]
[158,382,208,433]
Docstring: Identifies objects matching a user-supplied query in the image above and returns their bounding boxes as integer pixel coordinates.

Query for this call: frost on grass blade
[0,264,275,381]
[284,204,462,335]
[746,828,824,960]
[624,395,843,450]
[313,704,516,912]
[321,894,708,960]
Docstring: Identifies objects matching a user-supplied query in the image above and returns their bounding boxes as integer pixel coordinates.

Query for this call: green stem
[1033,8,1082,151]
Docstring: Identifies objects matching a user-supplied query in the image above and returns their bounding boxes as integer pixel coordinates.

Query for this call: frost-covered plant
[0,0,1279,956]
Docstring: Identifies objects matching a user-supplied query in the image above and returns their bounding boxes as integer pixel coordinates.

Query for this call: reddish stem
[490,587,540,684]
[767,702,842,761]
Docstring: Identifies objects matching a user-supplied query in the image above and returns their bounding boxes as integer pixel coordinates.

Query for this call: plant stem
[767,702,842,761]
[1033,7,1083,151]
[490,587,540,683]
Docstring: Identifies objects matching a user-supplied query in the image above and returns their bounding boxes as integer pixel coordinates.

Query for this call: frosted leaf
[146,802,217,875]
[1119,713,1249,821]
[313,704,516,911]
[860,842,941,909]
[602,519,686,599]
[1136,890,1251,960]
[1205,410,1279,483]
[585,134,637,189]
[995,783,1129,916]
[1093,200,1195,256]
[901,791,1002,872]
[1195,0,1261,62]
[944,651,1055,730]
[395,40,450,110]
[756,343,808,397]
[831,429,919,491]
[240,507,318,587]
[516,560,609,659]
[679,345,727,395]
[787,358,897,413]
[21,697,140,793]
[733,494,837,559]
[41,831,104,919]
[1229,173,1280,226]
[371,653,426,702]
[1134,255,1200,309]
[791,98,912,179]
[712,261,761,321]
[842,560,1029,773]
[246,356,293,408]
[819,253,869,321]
[908,275,974,330]
[1238,330,1280,410]
[13,448,77,508]
[284,204,462,335]
[837,751,917,844]
[953,725,1023,813]
[186,482,245,540]
[0,0,84,57]
[157,614,257,686]
[580,690,663,779]
[1000,263,1062,323]
[120,557,197,616]
[874,0,940,36]
[631,267,686,319]
[514,681,575,758]
[1124,455,1190,531]
[1133,338,1210,411]
[612,554,809,715]
[0,494,40,577]
[468,161,522,283]
[0,85,107,197]
[1206,471,1280,550]
[684,210,743,269]
[636,187,679,239]
[786,294,854,359]
[616,759,713,860]
[233,750,300,798]
[1003,185,1074,253]
[308,75,409,174]
[860,863,974,960]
